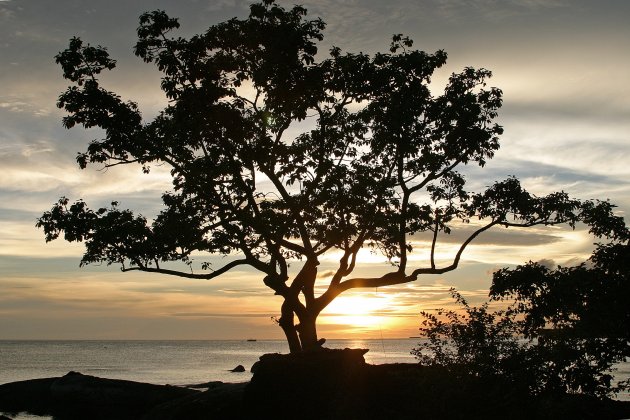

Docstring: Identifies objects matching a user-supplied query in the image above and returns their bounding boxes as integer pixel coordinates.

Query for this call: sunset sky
[1,0,628,341]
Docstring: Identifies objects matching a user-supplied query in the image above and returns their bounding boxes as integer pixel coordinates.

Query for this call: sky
[0,0,629,341]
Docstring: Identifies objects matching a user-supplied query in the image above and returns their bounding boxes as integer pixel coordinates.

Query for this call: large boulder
[244,348,369,419]
[0,372,198,419]
[0,377,57,416]
[49,371,197,418]
[143,382,247,420]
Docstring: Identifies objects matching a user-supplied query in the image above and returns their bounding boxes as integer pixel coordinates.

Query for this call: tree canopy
[38,0,607,352]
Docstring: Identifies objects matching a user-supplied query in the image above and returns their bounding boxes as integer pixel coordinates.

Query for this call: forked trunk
[277,259,322,353]
[279,304,321,353]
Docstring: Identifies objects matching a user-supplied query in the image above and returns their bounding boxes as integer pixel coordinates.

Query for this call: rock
[144,382,247,420]
[250,347,368,374]
[245,348,369,419]
[0,372,198,419]
[182,380,226,389]
[0,377,57,416]
[49,371,198,418]
[230,364,246,373]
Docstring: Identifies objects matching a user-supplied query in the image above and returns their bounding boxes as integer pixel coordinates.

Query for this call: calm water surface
[1,338,628,419]
[0,339,417,386]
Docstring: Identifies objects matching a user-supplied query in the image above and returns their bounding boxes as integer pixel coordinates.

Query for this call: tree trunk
[297,315,319,351]
[279,301,302,353]
[277,255,323,353]
[278,302,323,353]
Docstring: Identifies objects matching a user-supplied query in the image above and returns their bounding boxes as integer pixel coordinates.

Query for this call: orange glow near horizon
[319,293,401,333]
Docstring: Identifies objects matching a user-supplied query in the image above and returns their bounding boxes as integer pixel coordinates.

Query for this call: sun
[319,292,396,330]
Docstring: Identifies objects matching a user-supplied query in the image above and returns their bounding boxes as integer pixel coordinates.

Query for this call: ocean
[0,338,418,386]
[1,339,628,419]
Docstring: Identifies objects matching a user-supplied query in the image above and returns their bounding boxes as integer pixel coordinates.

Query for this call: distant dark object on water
[230,365,245,373]
[246,339,256,342]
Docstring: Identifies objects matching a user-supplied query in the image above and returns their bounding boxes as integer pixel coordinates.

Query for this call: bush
[415,214,630,398]
[414,283,629,398]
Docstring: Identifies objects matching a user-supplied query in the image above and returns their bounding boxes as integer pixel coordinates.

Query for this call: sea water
[0,339,418,420]
[0,339,417,386]
[1,338,628,419]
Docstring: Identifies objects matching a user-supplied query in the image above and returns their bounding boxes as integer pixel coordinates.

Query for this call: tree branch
[260,166,315,256]
[410,219,500,279]
[315,219,501,312]
[430,210,439,269]
[409,159,461,194]
[121,259,251,279]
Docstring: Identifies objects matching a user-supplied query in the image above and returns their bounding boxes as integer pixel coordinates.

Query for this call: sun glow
[320,293,397,330]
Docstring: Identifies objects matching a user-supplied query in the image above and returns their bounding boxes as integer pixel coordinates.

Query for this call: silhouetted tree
[415,206,630,397]
[39,0,593,352]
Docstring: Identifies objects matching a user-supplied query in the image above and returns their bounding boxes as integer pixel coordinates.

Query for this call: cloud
[205,0,252,13]
[416,0,569,23]
[516,0,567,7]
[0,273,277,317]
[0,5,13,21]
[170,312,276,318]
[0,142,173,217]
[218,288,267,294]
[12,29,66,45]
[412,223,561,247]
[460,142,630,213]
[536,258,556,269]
[317,270,335,279]
[494,139,630,198]
[0,220,85,258]
[0,98,52,116]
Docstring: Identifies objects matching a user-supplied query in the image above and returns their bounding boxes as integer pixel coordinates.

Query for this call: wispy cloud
[428,0,569,21]
[171,311,276,317]
[0,98,52,116]
[0,4,13,21]
[205,0,253,13]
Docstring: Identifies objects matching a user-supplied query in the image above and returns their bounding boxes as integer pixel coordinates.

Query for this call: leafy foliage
[414,290,523,379]
[414,215,630,398]
[39,0,604,351]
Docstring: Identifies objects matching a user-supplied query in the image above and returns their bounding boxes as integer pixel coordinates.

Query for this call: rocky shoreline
[1,349,629,419]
